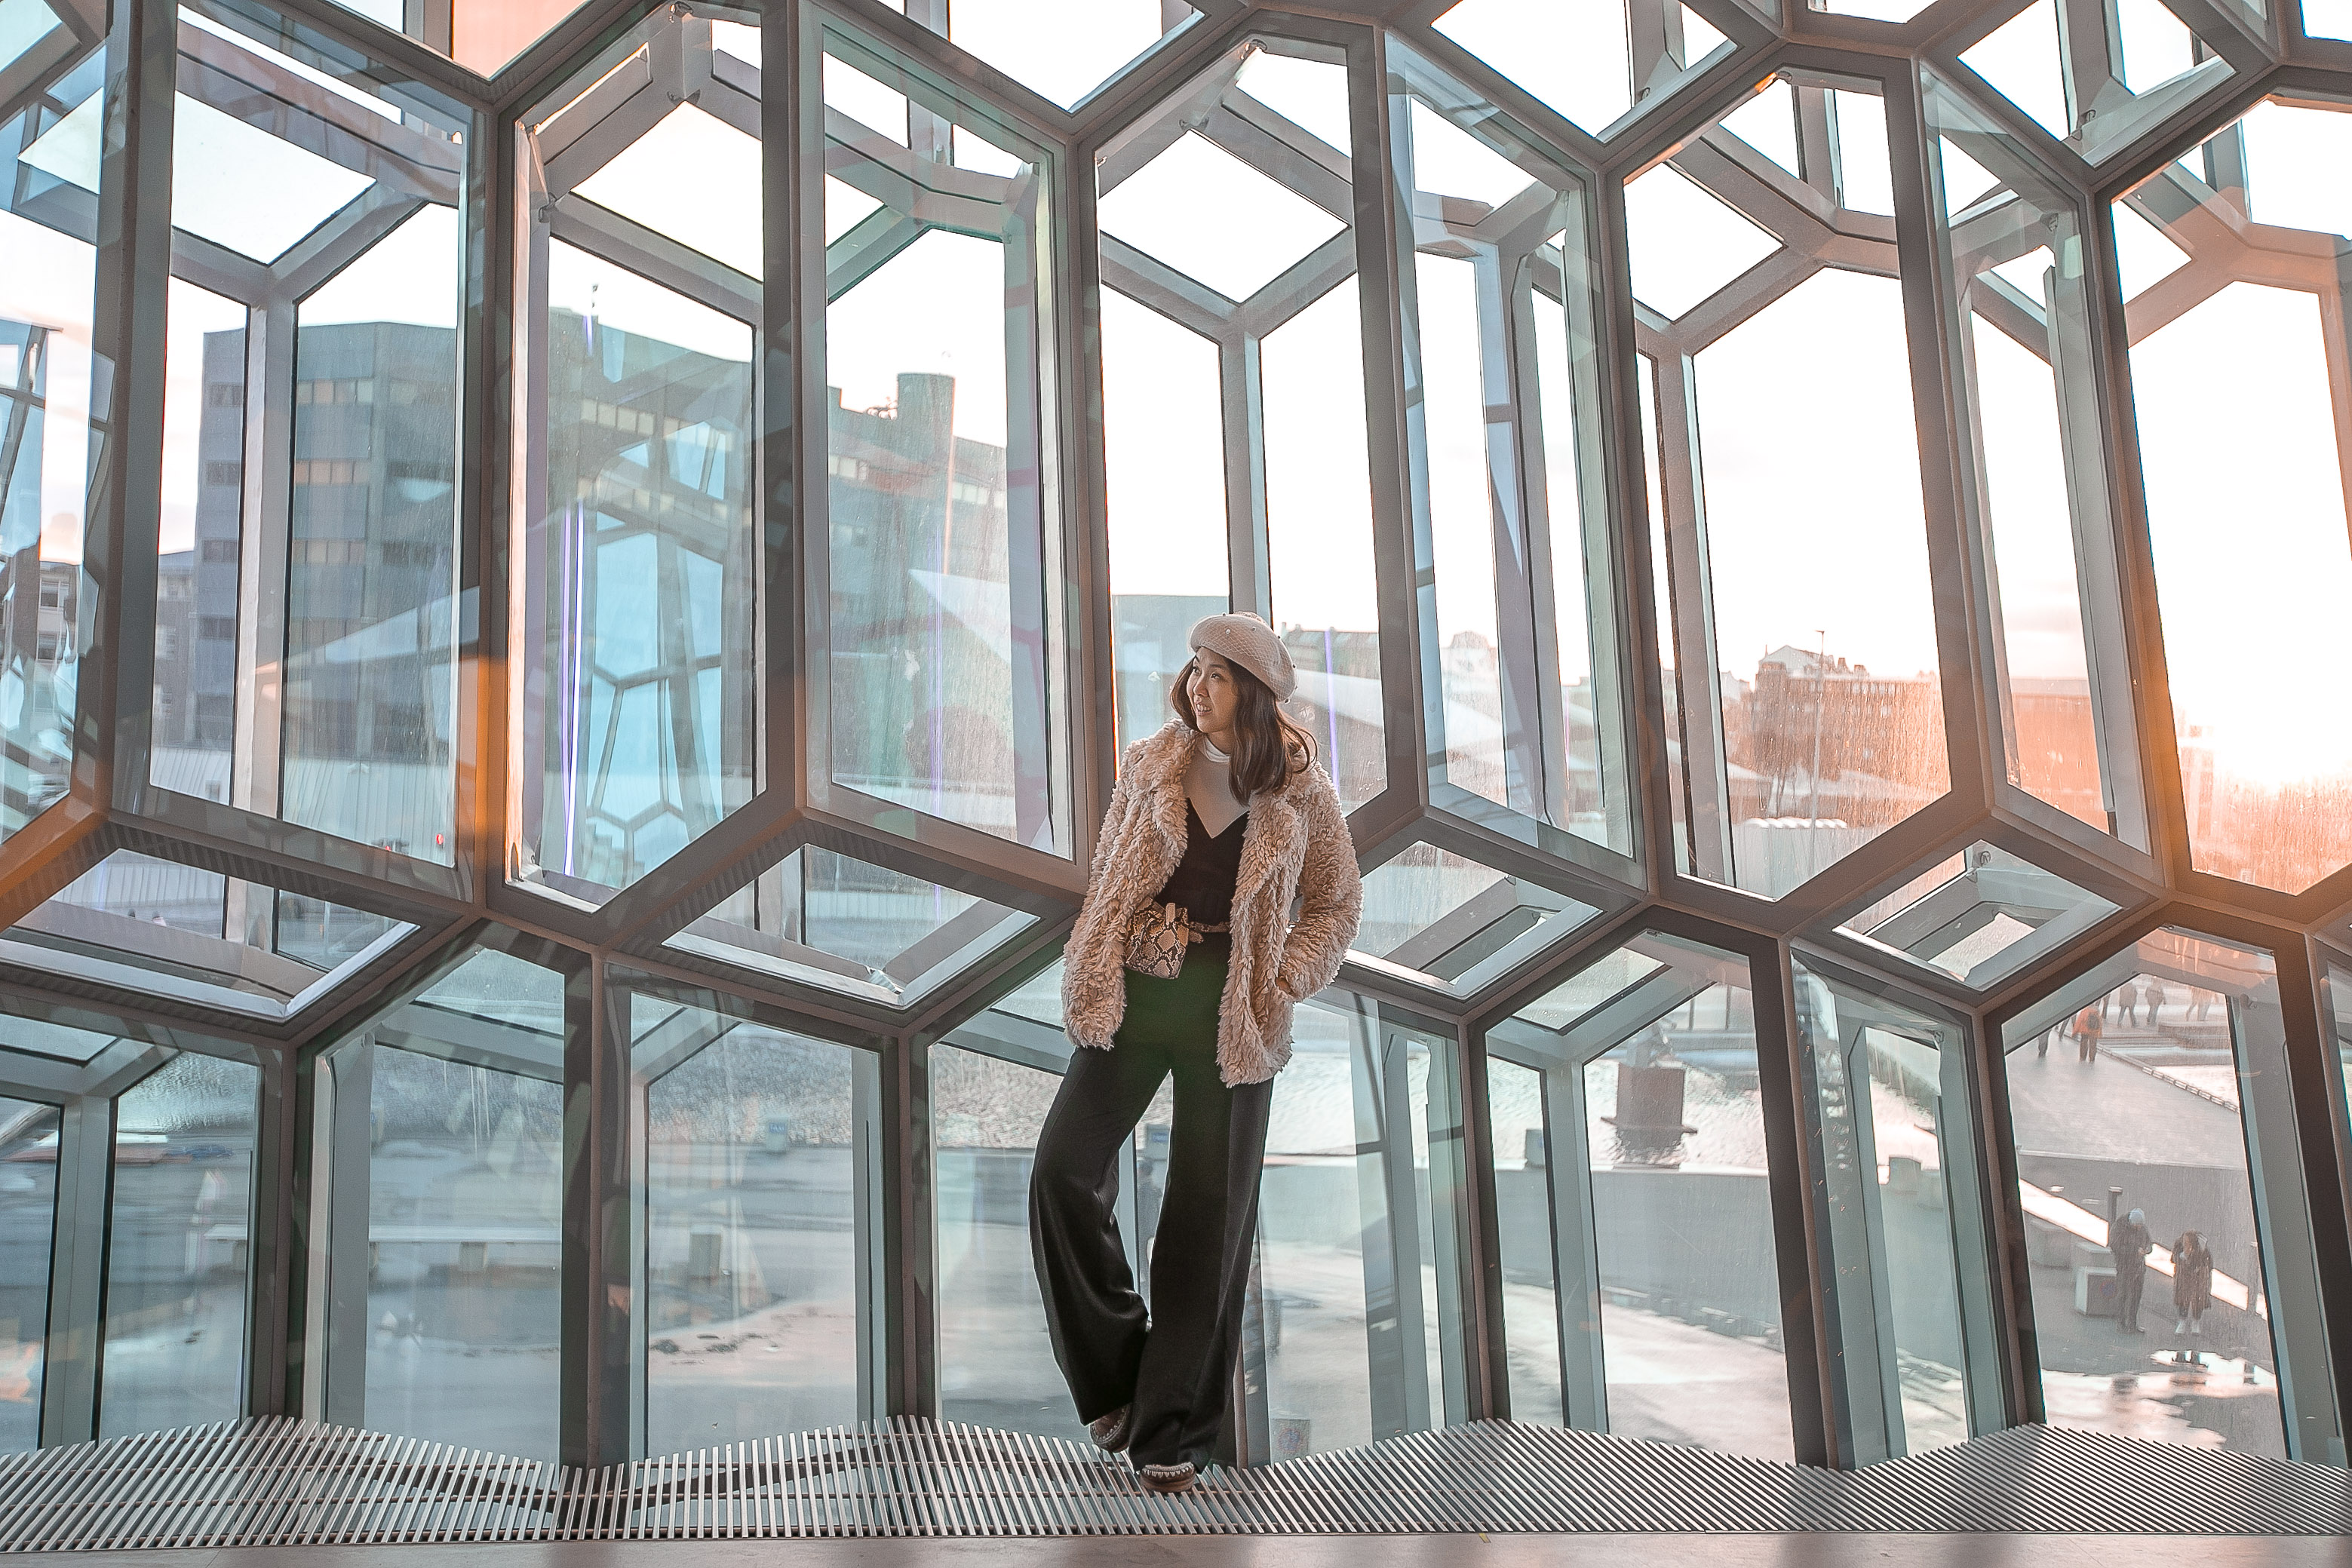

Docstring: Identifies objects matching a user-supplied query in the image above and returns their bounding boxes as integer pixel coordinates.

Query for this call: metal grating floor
[0,1416,2344,1550]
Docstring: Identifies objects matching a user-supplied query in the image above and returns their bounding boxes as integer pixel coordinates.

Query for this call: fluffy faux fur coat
[1061,720,1364,1086]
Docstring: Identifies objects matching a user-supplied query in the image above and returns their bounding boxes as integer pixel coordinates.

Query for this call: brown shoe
[1138,1462,1196,1494]
[1088,1405,1133,1453]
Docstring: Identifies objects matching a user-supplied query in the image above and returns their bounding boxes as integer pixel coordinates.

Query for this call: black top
[1151,799,1249,934]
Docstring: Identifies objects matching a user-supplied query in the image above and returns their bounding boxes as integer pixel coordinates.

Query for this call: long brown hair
[1171,654,1317,797]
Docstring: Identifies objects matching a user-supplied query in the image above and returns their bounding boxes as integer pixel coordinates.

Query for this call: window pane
[324,948,565,1456]
[1251,1000,1451,1456]
[1927,80,2133,840]
[1834,842,2120,993]
[892,0,1187,112]
[824,36,1065,852]
[100,1053,260,1438]
[1399,66,1628,851]
[0,35,105,845]
[152,279,245,799]
[0,1094,57,1452]
[932,1042,1076,1441]
[0,848,411,1017]
[1101,289,1226,755]
[1352,842,1600,999]
[1795,966,1979,1457]
[2119,100,2352,892]
[1577,950,1790,1459]
[1265,279,1383,811]
[2001,935,2290,1454]
[1430,0,1732,137]
[1485,1056,1561,1424]
[514,239,756,902]
[1638,84,1948,897]
[673,845,1035,1011]
[641,999,863,1452]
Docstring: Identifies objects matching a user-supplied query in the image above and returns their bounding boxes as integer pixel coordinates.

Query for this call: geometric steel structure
[0,0,2349,1490]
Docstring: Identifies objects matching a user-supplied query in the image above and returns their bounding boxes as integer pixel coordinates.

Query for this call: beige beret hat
[1187,610,1297,700]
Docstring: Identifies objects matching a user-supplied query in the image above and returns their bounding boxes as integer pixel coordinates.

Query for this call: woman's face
[1187,649,1240,738]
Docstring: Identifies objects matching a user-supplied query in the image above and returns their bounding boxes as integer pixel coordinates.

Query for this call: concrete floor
[14,1534,2346,1567]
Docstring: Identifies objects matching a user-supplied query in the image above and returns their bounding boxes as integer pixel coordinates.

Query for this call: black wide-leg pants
[1029,951,1273,1469]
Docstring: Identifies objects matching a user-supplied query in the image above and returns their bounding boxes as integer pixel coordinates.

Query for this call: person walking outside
[2143,980,2166,1026]
[2172,1229,2215,1338]
[2073,1002,2104,1063]
[1030,612,1363,1496]
[2117,980,2140,1029]
[2108,1207,2154,1333]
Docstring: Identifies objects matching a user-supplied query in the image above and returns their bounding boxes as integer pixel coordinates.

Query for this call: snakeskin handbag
[1122,900,1193,980]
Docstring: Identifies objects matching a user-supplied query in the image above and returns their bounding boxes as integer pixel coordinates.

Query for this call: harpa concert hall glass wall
[0,0,2348,1477]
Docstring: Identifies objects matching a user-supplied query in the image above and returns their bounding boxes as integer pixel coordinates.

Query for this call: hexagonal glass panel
[1924,75,2142,844]
[1430,0,1734,139]
[0,28,105,847]
[1792,962,1997,1458]
[2116,98,2352,891]
[821,24,1071,855]
[1835,843,2121,992]
[1394,47,1632,852]
[634,993,868,1451]
[1999,931,2315,1456]
[1096,37,1389,809]
[669,845,1035,1011]
[0,1089,57,1453]
[0,849,415,1019]
[510,8,759,907]
[1960,0,2238,164]
[1351,842,1602,999]
[97,1050,260,1439]
[1485,932,1790,1458]
[875,0,1194,111]
[1638,79,1949,897]
[134,6,470,866]
[312,946,567,1456]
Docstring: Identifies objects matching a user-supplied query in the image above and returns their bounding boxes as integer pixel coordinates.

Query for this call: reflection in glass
[1399,65,1626,849]
[640,999,862,1452]
[1248,999,1454,1457]
[1639,84,1948,896]
[98,1053,260,1438]
[0,1095,56,1452]
[1794,965,1979,1456]
[0,35,105,846]
[2333,965,2352,1137]
[824,37,1064,853]
[2000,933,2292,1455]
[2118,99,2352,892]
[283,204,463,863]
[932,1042,1073,1440]
[329,950,564,1456]
[519,241,756,901]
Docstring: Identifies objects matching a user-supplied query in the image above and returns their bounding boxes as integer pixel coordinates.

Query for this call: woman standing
[1030,612,1362,1495]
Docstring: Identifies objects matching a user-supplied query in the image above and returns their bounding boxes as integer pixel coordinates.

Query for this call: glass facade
[0,0,2341,1491]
